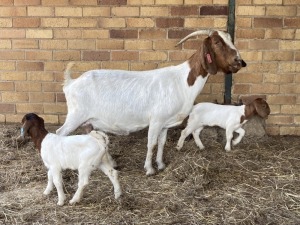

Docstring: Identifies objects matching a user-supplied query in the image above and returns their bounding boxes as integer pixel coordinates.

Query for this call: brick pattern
[0,1,299,136]
[0,1,228,123]
[235,0,300,135]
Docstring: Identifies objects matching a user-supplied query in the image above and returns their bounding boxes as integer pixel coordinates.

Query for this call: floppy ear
[201,37,218,75]
[21,119,31,138]
[253,98,271,118]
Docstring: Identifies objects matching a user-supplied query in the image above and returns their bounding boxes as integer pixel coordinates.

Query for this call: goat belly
[88,118,149,135]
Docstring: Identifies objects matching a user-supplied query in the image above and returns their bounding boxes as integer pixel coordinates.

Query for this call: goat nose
[241,60,247,67]
[235,58,247,67]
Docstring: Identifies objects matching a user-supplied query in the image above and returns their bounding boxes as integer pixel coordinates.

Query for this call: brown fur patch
[187,46,208,86]
[22,113,48,152]
[240,115,245,124]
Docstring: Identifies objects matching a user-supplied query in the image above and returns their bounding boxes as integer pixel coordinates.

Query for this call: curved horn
[176,30,213,46]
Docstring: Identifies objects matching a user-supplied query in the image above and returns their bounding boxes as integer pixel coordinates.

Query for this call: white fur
[176,103,248,152]
[41,131,121,206]
[57,63,208,175]
[56,30,245,175]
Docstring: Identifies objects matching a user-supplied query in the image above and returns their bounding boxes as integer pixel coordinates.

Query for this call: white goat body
[56,30,246,175]
[61,63,206,135]
[20,113,121,206]
[41,131,121,206]
[176,98,270,151]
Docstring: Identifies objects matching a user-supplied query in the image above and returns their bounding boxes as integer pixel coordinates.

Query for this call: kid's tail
[63,62,75,86]
[90,130,109,146]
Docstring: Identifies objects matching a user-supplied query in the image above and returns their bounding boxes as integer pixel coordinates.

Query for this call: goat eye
[215,41,222,47]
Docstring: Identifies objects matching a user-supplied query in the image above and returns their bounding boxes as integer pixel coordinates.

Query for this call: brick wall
[0,0,299,135]
[235,0,300,135]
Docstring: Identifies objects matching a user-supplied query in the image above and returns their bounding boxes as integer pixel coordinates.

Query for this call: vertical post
[224,0,235,104]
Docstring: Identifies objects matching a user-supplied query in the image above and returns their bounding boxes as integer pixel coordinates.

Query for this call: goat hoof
[114,191,122,199]
[145,168,155,176]
[69,199,78,205]
[57,201,65,206]
[43,190,51,196]
[176,145,182,151]
[157,162,165,170]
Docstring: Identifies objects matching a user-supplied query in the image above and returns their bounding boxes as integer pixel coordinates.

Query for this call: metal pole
[224,0,235,104]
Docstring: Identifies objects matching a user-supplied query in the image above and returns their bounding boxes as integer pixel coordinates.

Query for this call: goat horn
[176,30,213,46]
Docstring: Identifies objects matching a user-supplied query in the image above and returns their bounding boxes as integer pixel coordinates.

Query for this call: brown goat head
[252,98,271,119]
[181,30,246,86]
[20,113,48,151]
[207,31,246,74]
[21,113,45,138]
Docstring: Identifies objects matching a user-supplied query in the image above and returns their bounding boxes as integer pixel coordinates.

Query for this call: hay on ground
[0,124,300,224]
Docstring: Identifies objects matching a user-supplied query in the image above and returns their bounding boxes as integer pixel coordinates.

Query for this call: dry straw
[1,125,300,224]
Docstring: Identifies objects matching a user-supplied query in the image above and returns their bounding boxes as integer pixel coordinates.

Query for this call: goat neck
[187,48,208,86]
[244,103,256,120]
[29,126,48,152]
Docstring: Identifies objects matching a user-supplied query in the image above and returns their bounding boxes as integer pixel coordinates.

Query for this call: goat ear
[21,120,31,137]
[202,37,218,75]
[253,98,270,118]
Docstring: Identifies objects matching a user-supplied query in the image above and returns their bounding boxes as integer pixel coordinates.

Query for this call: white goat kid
[19,113,122,206]
[176,98,271,151]
[56,30,246,175]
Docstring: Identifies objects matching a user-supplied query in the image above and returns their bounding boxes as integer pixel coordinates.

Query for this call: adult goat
[56,30,247,175]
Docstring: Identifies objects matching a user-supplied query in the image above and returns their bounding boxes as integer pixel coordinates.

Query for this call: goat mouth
[228,66,240,73]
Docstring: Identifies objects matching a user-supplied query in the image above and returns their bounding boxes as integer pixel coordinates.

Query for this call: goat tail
[90,130,109,146]
[63,62,75,86]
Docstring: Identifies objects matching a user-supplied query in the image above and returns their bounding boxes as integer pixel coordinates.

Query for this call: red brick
[56,93,66,102]
[17,62,44,71]
[97,0,127,5]
[111,51,139,61]
[110,30,138,39]
[168,29,195,39]
[156,18,184,28]
[139,29,167,39]
[254,18,283,28]
[284,18,300,28]
[200,5,228,15]
[82,51,110,61]
[0,104,15,113]
[171,6,198,16]
[13,18,40,28]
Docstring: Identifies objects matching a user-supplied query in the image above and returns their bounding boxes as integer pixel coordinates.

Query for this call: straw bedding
[1,124,300,224]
